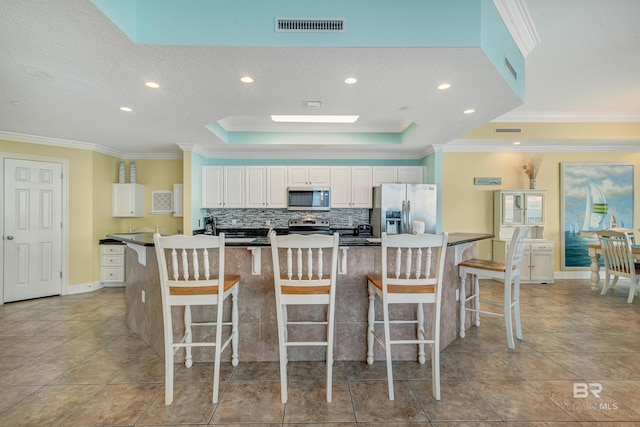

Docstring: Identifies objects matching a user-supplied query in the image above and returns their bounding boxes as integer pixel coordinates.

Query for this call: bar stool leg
[459,273,466,338]
[184,305,193,368]
[504,279,515,349]
[473,275,480,327]
[367,284,375,365]
[382,302,394,401]
[417,303,426,364]
[514,276,523,341]
[231,287,239,366]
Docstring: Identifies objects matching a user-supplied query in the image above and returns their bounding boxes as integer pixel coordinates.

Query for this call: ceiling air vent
[275,17,346,32]
[504,57,517,80]
[494,128,522,134]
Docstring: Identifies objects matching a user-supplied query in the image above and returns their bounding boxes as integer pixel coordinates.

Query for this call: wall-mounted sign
[474,177,502,185]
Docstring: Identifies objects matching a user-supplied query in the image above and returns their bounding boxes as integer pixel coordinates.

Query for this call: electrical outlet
[232,219,237,225]
[455,289,460,301]
[348,216,353,226]
[141,290,145,303]
[266,219,271,226]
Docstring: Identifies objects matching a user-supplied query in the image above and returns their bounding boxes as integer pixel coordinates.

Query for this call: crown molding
[494,111,640,123]
[0,131,182,159]
[443,139,640,153]
[0,131,123,157]
[493,0,540,57]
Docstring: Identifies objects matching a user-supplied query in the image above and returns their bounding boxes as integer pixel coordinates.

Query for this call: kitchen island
[111,232,492,362]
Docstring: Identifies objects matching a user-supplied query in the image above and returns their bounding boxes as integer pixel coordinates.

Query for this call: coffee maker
[205,217,216,235]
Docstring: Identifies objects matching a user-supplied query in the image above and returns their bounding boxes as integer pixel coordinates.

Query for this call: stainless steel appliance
[287,187,330,211]
[371,184,437,236]
[288,217,331,234]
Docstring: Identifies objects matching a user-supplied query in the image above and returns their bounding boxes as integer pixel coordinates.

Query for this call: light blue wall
[94,0,482,47]
[91,0,524,98]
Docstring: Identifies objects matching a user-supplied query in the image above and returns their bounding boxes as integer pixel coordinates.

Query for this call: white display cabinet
[493,189,554,283]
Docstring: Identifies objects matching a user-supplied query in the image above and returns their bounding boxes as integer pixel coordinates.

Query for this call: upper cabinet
[112,183,145,217]
[202,166,244,208]
[245,166,288,208]
[330,166,373,208]
[288,166,331,186]
[494,190,546,239]
[372,166,424,186]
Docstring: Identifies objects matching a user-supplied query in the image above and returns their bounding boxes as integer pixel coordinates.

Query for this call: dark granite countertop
[105,232,493,248]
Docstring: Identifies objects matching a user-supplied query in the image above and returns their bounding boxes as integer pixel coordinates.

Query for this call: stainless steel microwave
[287,187,330,211]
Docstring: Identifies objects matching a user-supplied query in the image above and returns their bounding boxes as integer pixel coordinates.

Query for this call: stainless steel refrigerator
[371,184,437,236]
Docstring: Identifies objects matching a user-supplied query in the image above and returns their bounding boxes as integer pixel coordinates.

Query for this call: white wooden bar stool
[597,229,640,303]
[458,226,528,349]
[366,232,449,401]
[269,231,340,403]
[153,233,240,404]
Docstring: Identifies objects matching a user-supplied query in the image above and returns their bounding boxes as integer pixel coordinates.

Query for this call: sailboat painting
[561,163,634,269]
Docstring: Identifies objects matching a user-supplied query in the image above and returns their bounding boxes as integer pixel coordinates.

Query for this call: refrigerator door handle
[407,200,412,234]
[401,200,406,234]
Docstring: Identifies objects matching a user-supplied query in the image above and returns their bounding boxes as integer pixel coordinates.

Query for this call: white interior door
[3,158,63,302]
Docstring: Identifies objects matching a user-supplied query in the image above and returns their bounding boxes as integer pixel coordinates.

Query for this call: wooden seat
[458,227,528,349]
[269,231,340,403]
[366,232,449,401]
[597,229,640,303]
[153,233,239,404]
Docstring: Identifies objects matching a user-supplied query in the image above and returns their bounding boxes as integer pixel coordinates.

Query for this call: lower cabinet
[100,244,125,283]
[492,239,554,284]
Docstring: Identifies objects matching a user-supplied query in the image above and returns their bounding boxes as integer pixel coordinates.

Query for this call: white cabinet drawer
[530,242,553,251]
[101,267,124,282]
[101,255,124,266]
[101,245,125,255]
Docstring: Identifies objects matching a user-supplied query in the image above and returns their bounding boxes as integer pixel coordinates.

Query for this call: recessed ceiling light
[344,77,357,84]
[463,109,475,114]
[240,76,254,83]
[513,141,521,145]
[271,115,359,123]
[145,81,160,89]
[437,83,451,90]
[120,106,133,112]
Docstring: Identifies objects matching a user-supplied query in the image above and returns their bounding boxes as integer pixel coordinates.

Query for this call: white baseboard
[66,281,103,295]
[553,270,602,280]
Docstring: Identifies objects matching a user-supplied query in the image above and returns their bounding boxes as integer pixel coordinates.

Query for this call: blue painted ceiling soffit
[91,0,525,147]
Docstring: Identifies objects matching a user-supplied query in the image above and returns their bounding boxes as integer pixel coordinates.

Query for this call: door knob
[6,236,14,240]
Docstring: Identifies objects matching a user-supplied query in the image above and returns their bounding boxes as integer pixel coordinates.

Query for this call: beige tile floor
[1,279,640,426]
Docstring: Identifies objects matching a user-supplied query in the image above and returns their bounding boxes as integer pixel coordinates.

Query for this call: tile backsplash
[204,208,370,229]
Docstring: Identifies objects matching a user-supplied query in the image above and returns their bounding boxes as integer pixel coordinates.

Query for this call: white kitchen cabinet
[100,244,125,283]
[245,166,288,208]
[173,183,183,217]
[202,166,244,208]
[112,183,145,217]
[288,166,331,186]
[492,239,554,283]
[397,166,424,184]
[372,166,424,186]
[330,166,373,208]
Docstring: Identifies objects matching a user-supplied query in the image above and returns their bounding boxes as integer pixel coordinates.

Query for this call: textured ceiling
[0,0,638,158]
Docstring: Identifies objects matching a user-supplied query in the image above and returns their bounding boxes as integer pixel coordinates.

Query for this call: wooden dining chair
[366,232,449,401]
[269,231,340,403]
[153,233,240,404]
[458,227,529,349]
[597,229,640,303]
